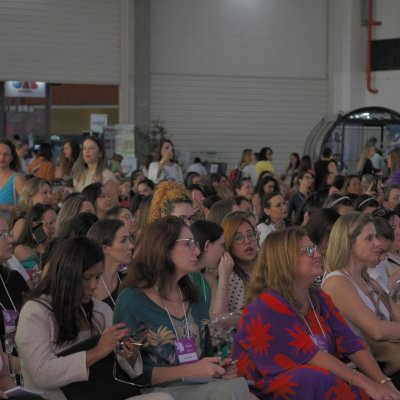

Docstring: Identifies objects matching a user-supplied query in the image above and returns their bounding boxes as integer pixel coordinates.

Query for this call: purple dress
[232,289,371,399]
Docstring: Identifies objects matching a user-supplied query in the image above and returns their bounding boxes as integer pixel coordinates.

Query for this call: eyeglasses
[372,208,394,218]
[120,213,135,221]
[233,230,258,244]
[176,238,199,251]
[0,231,13,240]
[178,215,196,225]
[270,201,288,208]
[300,245,319,257]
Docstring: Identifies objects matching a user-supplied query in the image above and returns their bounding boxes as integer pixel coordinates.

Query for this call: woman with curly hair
[149,181,195,225]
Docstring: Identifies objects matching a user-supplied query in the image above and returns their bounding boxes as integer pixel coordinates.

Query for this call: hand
[220,358,238,380]
[186,357,226,379]
[95,323,130,360]
[217,251,234,279]
[364,182,377,197]
[92,173,101,183]
[116,336,141,364]
[363,380,400,400]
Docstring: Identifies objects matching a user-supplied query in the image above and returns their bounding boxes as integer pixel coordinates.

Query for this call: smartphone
[115,324,151,354]
[32,223,47,245]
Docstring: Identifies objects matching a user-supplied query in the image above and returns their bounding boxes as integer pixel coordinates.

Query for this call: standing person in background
[148,139,184,184]
[29,142,55,181]
[72,136,117,192]
[279,152,300,192]
[14,141,29,175]
[287,171,313,224]
[55,139,80,180]
[186,157,207,178]
[255,147,275,178]
[0,139,26,221]
[238,149,257,187]
[314,147,337,191]
[387,145,400,188]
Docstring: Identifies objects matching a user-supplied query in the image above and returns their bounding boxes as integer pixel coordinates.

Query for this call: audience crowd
[1,136,400,399]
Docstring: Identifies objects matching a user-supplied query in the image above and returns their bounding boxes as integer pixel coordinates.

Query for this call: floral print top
[114,287,212,384]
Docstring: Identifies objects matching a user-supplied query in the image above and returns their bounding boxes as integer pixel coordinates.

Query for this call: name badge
[2,310,18,334]
[175,337,198,364]
[311,334,328,352]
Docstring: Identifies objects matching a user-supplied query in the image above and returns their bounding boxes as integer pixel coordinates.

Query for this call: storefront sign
[5,81,46,98]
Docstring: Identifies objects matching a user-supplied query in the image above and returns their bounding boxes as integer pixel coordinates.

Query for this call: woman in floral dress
[232,227,400,400]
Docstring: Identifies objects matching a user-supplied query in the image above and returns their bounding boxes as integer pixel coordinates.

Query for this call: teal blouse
[113,287,212,384]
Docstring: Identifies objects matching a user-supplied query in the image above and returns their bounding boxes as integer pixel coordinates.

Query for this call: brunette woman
[72,136,117,192]
[0,140,26,221]
[55,140,80,180]
[87,219,133,308]
[114,216,254,399]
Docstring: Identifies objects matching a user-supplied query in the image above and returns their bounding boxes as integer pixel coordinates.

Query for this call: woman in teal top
[114,216,253,400]
[0,139,26,221]
[190,220,234,319]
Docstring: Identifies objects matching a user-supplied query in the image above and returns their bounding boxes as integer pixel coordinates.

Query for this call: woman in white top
[147,139,183,184]
[257,191,289,245]
[72,137,117,193]
[323,212,400,386]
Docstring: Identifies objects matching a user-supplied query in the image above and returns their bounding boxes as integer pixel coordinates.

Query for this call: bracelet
[349,368,357,386]
[379,377,392,385]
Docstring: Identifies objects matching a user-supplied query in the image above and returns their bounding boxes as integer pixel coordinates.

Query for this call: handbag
[57,335,141,400]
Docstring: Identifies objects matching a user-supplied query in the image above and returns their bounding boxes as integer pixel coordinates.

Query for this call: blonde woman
[71,136,117,192]
[323,212,400,386]
[232,227,400,399]
[12,178,52,240]
[238,149,257,186]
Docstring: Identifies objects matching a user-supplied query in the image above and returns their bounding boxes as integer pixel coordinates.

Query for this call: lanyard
[161,286,191,340]
[302,293,327,341]
[100,274,121,306]
[0,274,16,311]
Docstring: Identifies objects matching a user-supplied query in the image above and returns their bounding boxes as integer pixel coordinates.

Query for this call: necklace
[154,287,181,314]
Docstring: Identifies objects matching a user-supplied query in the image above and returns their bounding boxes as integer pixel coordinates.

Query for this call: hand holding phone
[32,223,47,245]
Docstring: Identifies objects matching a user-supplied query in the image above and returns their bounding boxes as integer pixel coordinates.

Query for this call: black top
[314,159,337,190]
[0,268,29,337]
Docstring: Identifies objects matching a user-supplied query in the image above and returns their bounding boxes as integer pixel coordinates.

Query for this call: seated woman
[104,206,138,245]
[190,220,234,318]
[15,236,168,400]
[323,212,400,386]
[233,227,400,399]
[87,219,133,308]
[222,211,259,313]
[256,191,289,244]
[149,181,195,225]
[14,204,56,284]
[81,182,112,220]
[114,216,254,400]
[12,178,52,241]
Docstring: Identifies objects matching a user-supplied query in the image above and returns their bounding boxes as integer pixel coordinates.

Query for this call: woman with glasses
[257,191,289,245]
[149,181,195,225]
[323,212,400,388]
[232,227,400,399]
[222,212,259,313]
[114,216,253,400]
[15,236,169,400]
[252,175,280,220]
[87,219,133,309]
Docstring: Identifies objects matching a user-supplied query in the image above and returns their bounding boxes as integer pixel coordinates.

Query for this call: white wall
[150,0,329,174]
[329,0,400,114]
[151,0,327,79]
[0,0,121,84]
